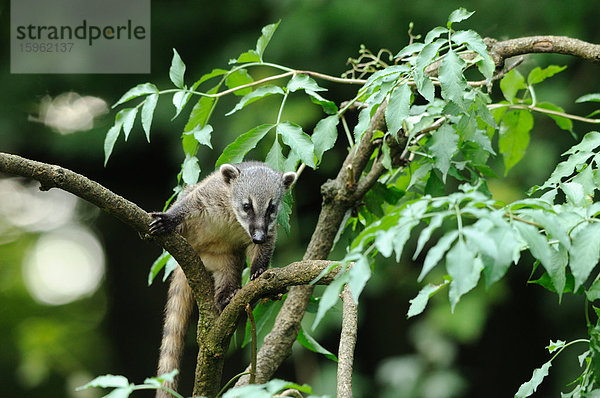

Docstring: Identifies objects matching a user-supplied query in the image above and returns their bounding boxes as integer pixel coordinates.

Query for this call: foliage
[100,8,600,397]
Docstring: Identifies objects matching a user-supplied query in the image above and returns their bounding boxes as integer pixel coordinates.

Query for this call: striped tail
[156,266,194,398]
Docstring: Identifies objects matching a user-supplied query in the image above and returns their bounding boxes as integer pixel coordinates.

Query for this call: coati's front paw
[250,266,267,281]
[149,212,176,234]
[215,288,239,312]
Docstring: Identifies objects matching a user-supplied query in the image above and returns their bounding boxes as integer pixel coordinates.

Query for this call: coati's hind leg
[208,253,245,312]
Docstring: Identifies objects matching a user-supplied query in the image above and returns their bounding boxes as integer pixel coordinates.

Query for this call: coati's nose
[252,231,266,244]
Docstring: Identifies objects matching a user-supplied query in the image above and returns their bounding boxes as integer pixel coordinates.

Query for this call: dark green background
[1,1,600,397]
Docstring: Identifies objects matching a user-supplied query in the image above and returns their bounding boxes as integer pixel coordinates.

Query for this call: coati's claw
[149,212,175,234]
[250,267,267,281]
[216,288,239,312]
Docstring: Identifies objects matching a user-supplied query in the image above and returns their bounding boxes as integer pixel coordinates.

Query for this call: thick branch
[0,152,213,306]
[488,35,600,65]
[337,285,358,398]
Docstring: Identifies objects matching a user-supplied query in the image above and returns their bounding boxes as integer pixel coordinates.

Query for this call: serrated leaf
[297,327,338,362]
[447,238,482,311]
[225,69,254,96]
[113,83,158,108]
[482,222,521,286]
[413,213,445,260]
[353,106,373,144]
[419,230,459,281]
[527,65,567,85]
[407,280,449,318]
[439,49,468,109]
[348,256,371,303]
[169,49,186,88]
[425,27,449,44]
[256,20,281,59]
[278,122,315,168]
[287,74,327,93]
[141,94,158,142]
[216,124,275,167]
[447,8,475,28]
[499,109,534,174]
[395,42,425,59]
[386,84,412,135]
[226,85,284,116]
[451,29,494,79]
[430,124,459,181]
[313,273,348,330]
[569,223,600,291]
[500,70,526,103]
[312,115,339,163]
[265,137,285,171]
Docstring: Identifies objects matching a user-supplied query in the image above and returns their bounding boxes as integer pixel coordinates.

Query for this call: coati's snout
[251,230,267,244]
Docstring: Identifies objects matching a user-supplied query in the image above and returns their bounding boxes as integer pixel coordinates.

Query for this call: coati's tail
[156,266,194,398]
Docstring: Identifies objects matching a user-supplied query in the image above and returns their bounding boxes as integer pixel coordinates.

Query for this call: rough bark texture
[337,285,358,398]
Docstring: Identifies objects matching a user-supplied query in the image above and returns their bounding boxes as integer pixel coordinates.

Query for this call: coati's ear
[220,164,240,184]
[282,172,297,190]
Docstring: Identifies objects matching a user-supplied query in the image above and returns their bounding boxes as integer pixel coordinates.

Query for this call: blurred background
[1,1,600,397]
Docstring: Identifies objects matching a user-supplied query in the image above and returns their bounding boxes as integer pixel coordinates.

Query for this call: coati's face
[220,163,296,244]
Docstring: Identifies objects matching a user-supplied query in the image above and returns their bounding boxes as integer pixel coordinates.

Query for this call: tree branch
[488,35,600,66]
[337,285,358,398]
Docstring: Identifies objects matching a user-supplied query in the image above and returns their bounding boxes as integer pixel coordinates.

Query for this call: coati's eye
[242,202,252,212]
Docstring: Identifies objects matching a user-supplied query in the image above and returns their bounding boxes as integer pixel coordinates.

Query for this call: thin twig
[246,304,257,385]
[337,285,358,398]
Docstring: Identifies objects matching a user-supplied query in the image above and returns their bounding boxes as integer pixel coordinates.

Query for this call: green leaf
[446,238,483,311]
[287,74,327,93]
[216,124,275,167]
[515,361,551,398]
[277,190,293,235]
[429,124,459,181]
[415,40,445,102]
[347,256,371,303]
[536,102,573,132]
[439,49,468,109]
[515,222,566,299]
[184,85,219,133]
[500,70,526,103]
[113,83,158,108]
[182,155,200,185]
[231,50,261,64]
[265,137,285,171]
[255,20,281,59]
[169,49,186,89]
[499,109,534,174]
[419,230,459,281]
[312,116,339,163]
[225,69,254,96]
[576,93,600,103]
[76,374,130,390]
[184,124,213,149]
[148,251,170,286]
[313,273,348,330]
[546,339,566,354]
[413,213,445,260]
[297,327,337,361]
[118,108,137,141]
[171,90,192,120]
[407,280,450,318]
[277,122,316,168]
[226,85,284,116]
[451,30,494,79]
[569,223,600,291]
[385,84,412,135]
[141,94,158,142]
[527,65,567,85]
[104,117,123,166]
[194,68,228,86]
[447,8,475,28]
[395,42,425,59]
[353,106,373,145]
[425,27,449,44]
[587,278,600,302]
[481,221,521,287]
[306,90,338,114]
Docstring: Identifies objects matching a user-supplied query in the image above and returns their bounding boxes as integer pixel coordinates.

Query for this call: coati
[149,161,296,397]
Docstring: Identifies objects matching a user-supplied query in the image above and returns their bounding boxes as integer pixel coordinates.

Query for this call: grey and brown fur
[149,161,296,397]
